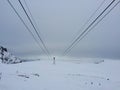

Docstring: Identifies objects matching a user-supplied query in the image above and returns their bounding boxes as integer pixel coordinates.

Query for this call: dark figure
[91,82,93,85]
[0,72,2,80]
[53,57,55,64]
[99,83,101,86]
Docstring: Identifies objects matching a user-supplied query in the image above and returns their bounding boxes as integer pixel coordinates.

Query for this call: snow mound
[0,46,22,64]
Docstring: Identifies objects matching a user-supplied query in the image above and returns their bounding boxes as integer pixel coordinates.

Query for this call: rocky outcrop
[0,46,22,64]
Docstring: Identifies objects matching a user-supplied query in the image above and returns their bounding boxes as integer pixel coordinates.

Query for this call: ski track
[0,59,120,90]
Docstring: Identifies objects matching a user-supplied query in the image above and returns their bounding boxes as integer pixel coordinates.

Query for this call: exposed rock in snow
[0,46,22,64]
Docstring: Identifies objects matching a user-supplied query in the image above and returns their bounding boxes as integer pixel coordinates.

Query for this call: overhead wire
[6,0,49,57]
[63,0,117,56]
[71,0,106,42]
[23,0,40,33]
[18,0,51,58]
[64,0,120,56]
[63,0,106,56]
[22,0,51,59]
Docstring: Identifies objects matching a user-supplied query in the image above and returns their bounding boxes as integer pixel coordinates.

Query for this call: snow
[0,59,120,90]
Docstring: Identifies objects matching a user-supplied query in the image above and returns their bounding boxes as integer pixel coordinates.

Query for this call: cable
[23,0,51,59]
[63,0,106,56]
[18,0,51,58]
[23,0,50,57]
[71,0,106,42]
[63,0,117,56]
[23,0,40,33]
[64,0,120,56]
[6,0,49,56]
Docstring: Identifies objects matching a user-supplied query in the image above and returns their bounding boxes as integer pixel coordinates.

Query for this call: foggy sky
[0,0,120,59]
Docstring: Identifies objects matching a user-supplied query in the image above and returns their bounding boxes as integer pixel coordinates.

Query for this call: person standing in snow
[53,57,55,64]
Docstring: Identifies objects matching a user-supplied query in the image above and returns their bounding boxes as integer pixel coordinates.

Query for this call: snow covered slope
[0,59,120,90]
[0,46,21,64]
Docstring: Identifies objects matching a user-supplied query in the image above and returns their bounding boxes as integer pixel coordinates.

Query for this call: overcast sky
[0,0,120,59]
